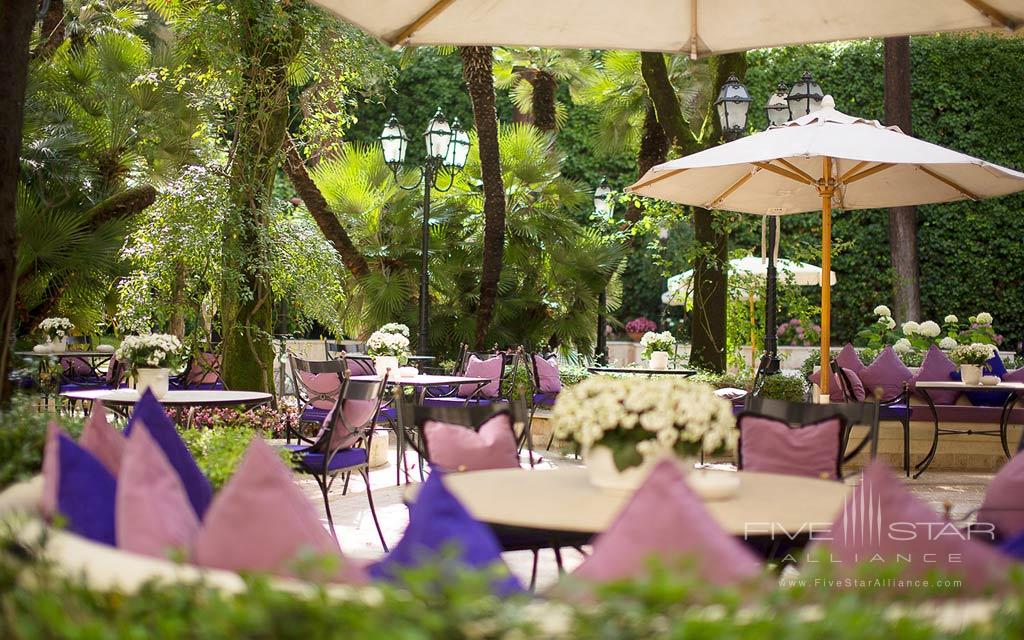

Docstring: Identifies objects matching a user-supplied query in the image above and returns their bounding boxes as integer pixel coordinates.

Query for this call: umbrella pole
[749,291,756,368]
[819,157,833,399]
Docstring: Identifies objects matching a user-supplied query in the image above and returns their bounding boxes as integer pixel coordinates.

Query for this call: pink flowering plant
[776,318,820,346]
[625,317,657,335]
[175,405,295,436]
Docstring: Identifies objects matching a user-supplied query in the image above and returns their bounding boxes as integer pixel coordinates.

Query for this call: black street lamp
[593,178,612,365]
[380,109,470,355]
[714,74,753,140]
[787,72,825,120]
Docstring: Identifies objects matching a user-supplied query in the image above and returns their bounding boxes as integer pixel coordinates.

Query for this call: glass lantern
[380,115,408,168]
[714,74,752,138]
[787,72,824,119]
[765,82,791,127]
[424,108,453,160]
[444,117,471,169]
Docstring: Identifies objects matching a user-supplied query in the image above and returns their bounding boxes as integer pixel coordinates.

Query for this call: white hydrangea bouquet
[38,317,74,342]
[366,328,410,364]
[550,377,736,472]
[950,343,995,367]
[115,333,184,370]
[639,330,675,360]
[378,323,410,338]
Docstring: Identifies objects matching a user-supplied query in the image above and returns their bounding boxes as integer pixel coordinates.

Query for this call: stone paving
[287,441,995,591]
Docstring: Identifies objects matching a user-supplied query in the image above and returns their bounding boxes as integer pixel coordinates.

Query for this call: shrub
[0,397,84,490]
[179,426,290,490]
[625,317,657,335]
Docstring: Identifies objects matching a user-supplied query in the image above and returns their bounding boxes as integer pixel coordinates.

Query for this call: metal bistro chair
[287,355,346,445]
[833,361,911,476]
[171,352,225,391]
[286,371,390,550]
[423,346,522,407]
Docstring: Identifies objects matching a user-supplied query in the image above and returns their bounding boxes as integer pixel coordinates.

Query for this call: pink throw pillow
[116,422,199,558]
[316,398,376,451]
[857,346,912,402]
[910,345,960,405]
[533,355,561,394]
[835,343,866,375]
[424,413,519,472]
[811,461,1010,595]
[809,368,865,402]
[78,401,126,476]
[40,422,60,518]
[458,355,503,398]
[738,415,843,480]
[977,451,1024,539]
[298,371,343,409]
[572,460,762,585]
[192,438,366,583]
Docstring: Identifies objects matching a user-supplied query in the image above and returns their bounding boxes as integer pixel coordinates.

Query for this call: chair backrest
[342,353,379,376]
[65,335,90,349]
[325,339,367,357]
[183,352,223,389]
[105,354,127,387]
[307,372,389,465]
[742,395,880,474]
[289,354,347,409]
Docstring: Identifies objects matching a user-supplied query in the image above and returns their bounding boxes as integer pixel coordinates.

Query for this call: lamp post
[593,178,612,365]
[381,109,470,355]
[714,72,825,383]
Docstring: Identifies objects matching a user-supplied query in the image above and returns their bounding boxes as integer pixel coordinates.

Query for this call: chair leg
[341,471,352,496]
[902,417,911,477]
[394,422,403,487]
[316,475,338,543]
[529,550,539,591]
[553,547,565,573]
[361,468,388,552]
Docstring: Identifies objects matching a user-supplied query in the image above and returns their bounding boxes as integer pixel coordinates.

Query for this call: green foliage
[0,399,84,490]
[692,370,808,403]
[179,425,285,491]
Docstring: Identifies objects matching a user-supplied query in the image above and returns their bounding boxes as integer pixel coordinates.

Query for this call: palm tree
[493,48,596,133]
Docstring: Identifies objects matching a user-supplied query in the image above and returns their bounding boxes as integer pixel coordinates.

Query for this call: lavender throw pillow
[458,355,503,398]
[78,401,126,476]
[809,368,865,402]
[835,343,866,375]
[857,346,912,402]
[738,414,843,480]
[977,451,1024,539]
[911,345,960,405]
[424,413,520,472]
[533,354,562,394]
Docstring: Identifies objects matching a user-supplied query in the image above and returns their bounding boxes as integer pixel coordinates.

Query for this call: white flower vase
[45,337,66,353]
[136,367,170,399]
[585,445,662,491]
[960,364,982,386]
[648,351,670,370]
[374,356,400,376]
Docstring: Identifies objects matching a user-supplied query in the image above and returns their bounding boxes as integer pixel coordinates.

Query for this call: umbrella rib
[689,0,699,59]
[838,161,870,183]
[707,167,761,209]
[752,161,815,186]
[960,0,1019,30]
[841,163,895,184]
[628,168,688,192]
[775,159,816,184]
[917,165,980,200]
[388,0,458,45]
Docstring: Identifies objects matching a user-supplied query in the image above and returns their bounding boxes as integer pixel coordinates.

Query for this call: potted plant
[550,377,736,490]
[114,334,184,398]
[366,328,410,376]
[639,330,675,369]
[624,317,657,342]
[950,343,995,386]
[37,318,74,352]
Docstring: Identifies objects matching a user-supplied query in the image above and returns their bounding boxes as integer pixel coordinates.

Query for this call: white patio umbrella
[662,256,835,305]
[311,0,1022,56]
[629,96,1024,395]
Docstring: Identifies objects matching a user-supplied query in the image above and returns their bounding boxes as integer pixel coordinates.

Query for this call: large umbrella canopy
[311,0,1023,56]
[629,96,1024,394]
[662,256,835,305]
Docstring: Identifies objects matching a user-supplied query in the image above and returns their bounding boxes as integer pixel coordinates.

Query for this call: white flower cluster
[639,331,675,357]
[366,330,410,359]
[38,317,74,340]
[938,336,958,351]
[873,305,891,318]
[976,312,993,325]
[550,377,737,463]
[893,338,913,354]
[949,342,996,366]
[115,333,183,368]
[944,315,958,324]
[378,323,410,338]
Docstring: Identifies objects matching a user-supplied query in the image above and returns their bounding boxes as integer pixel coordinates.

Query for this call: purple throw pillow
[809,368,865,402]
[911,345,960,405]
[1000,529,1024,560]
[857,346,912,402]
[738,414,843,480]
[533,354,561,394]
[835,343,866,375]
[458,355,503,398]
[572,459,762,585]
[977,451,1024,539]
[423,414,520,472]
[125,390,212,518]
[41,423,118,546]
[369,471,520,594]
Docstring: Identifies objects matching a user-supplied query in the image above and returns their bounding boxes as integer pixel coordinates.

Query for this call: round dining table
[404,466,851,546]
[61,389,273,426]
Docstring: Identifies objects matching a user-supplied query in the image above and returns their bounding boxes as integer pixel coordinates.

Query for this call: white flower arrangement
[950,343,995,366]
[38,317,74,341]
[918,320,941,338]
[550,377,737,471]
[115,333,183,370]
[378,323,410,338]
[366,329,410,363]
[976,312,993,325]
[639,331,675,360]
[901,321,920,336]
[893,338,913,354]
[873,305,891,318]
[938,337,958,351]
[944,315,958,324]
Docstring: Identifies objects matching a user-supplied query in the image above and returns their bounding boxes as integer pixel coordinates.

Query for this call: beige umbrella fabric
[629,96,1024,395]
[311,0,1023,57]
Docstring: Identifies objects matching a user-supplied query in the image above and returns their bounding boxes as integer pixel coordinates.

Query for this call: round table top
[15,350,115,358]
[405,467,851,537]
[917,380,1024,390]
[60,389,273,407]
[350,374,491,387]
[587,367,697,376]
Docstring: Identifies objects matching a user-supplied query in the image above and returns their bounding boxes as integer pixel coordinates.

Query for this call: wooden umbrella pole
[749,291,756,368]
[819,157,833,399]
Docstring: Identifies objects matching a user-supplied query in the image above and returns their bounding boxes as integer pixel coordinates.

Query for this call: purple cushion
[857,346,912,402]
[809,367,865,402]
[125,390,212,518]
[1000,530,1024,560]
[288,446,368,473]
[978,451,1024,539]
[42,424,117,546]
[812,461,1010,595]
[738,414,843,480]
[835,343,865,375]
[423,414,520,473]
[368,471,521,594]
[911,345,960,405]
[300,406,330,424]
[572,460,762,585]
[533,355,561,394]
[533,392,558,406]
[458,355,502,398]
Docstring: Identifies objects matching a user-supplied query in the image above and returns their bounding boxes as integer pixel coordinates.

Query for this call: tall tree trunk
[627,102,668,223]
[884,36,921,322]
[0,0,39,403]
[220,3,303,392]
[34,0,64,60]
[168,261,187,339]
[460,46,506,349]
[527,69,558,133]
[282,136,370,278]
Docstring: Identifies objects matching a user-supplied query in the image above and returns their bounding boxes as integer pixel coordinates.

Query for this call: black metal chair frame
[289,370,390,550]
[172,352,226,390]
[325,339,367,357]
[833,362,911,476]
[287,354,347,445]
[423,346,520,405]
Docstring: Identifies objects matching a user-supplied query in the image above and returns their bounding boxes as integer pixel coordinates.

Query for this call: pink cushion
[978,451,1024,539]
[78,401,126,476]
[298,371,342,409]
[533,355,561,394]
[572,460,762,585]
[738,415,842,480]
[813,461,1010,595]
[835,343,865,375]
[60,356,92,377]
[319,399,376,451]
[185,353,221,385]
[857,346,912,402]
[192,438,366,583]
[116,422,199,558]
[458,355,503,398]
[1003,367,1024,384]
[910,345,960,405]
[809,367,865,402]
[40,422,60,517]
[424,414,520,472]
